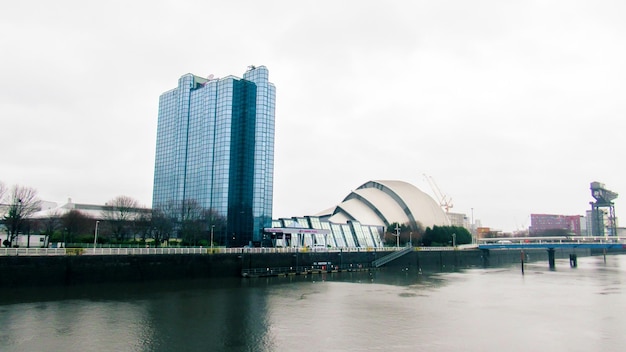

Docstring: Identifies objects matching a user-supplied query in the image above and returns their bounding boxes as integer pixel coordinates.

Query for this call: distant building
[152,66,276,247]
[446,212,468,228]
[0,233,46,248]
[475,227,492,239]
[32,199,149,221]
[529,214,584,236]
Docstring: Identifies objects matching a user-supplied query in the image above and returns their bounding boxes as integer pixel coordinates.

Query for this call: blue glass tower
[152,66,276,247]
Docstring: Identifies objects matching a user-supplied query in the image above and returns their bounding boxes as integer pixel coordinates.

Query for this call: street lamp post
[93,221,100,250]
[471,207,475,243]
[210,225,215,253]
[395,225,400,248]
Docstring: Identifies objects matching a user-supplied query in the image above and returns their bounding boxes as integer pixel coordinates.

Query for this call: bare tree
[0,181,6,201]
[180,199,205,246]
[102,195,141,242]
[204,208,227,246]
[156,200,183,244]
[150,208,173,246]
[1,185,41,247]
[40,210,62,247]
[133,211,152,244]
[0,181,6,242]
[148,200,223,246]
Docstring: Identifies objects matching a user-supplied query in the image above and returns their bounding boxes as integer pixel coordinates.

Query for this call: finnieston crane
[423,174,454,213]
[590,181,618,237]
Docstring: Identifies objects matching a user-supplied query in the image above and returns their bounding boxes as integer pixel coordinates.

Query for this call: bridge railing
[478,236,626,245]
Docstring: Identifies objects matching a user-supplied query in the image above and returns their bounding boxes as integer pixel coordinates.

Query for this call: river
[1,253,624,351]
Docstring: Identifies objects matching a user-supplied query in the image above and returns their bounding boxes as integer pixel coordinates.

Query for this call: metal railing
[0,248,68,256]
[372,246,413,267]
[478,236,626,244]
[0,245,475,256]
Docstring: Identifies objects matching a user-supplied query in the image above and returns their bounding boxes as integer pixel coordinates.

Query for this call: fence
[0,245,475,257]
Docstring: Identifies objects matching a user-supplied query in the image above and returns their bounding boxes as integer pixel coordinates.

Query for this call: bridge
[478,236,626,250]
[478,236,626,270]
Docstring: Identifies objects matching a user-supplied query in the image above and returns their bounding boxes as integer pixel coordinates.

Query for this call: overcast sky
[2,0,625,232]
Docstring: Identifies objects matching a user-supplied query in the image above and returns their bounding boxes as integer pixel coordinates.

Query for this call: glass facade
[267,216,384,249]
[153,66,275,247]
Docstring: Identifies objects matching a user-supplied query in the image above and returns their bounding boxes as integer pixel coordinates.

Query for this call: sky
[1,0,625,232]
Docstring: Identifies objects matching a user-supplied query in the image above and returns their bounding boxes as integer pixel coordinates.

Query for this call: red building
[530,214,582,236]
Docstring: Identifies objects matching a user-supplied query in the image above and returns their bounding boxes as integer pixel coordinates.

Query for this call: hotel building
[152,66,275,247]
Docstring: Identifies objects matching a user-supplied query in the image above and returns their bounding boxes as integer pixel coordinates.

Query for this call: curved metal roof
[328,180,450,229]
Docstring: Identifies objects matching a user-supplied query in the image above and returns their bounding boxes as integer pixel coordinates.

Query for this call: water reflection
[1,255,625,352]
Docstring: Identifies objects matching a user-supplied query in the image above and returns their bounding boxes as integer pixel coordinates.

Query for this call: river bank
[0,247,598,287]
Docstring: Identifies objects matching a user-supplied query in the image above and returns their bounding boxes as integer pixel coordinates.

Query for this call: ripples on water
[1,255,625,352]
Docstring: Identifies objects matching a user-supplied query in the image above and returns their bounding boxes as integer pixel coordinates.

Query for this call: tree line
[1,182,226,248]
[384,221,472,247]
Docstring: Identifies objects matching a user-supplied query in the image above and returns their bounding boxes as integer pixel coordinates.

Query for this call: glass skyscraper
[152,66,276,247]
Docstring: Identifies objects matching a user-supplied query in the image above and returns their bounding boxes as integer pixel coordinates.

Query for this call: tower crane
[423,174,454,213]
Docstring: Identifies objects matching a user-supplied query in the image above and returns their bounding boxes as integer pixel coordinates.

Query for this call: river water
[1,254,624,352]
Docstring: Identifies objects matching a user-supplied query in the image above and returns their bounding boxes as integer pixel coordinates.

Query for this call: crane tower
[423,174,454,213]
[590,181,618,237]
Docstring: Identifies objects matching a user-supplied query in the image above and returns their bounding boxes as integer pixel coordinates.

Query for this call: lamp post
[395,225,400,248]
[93,221,100,250]
[471,207,474,243]
[452,233,456,248]
[210,225,215,253]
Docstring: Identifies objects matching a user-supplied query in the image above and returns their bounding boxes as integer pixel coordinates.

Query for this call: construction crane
[423,174,454,213]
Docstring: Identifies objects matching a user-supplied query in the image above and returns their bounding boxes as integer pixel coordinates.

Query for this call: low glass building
[264,217,384,249]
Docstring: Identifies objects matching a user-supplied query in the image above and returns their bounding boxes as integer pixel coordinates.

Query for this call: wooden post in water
[548,248,556,270]
[520,250,525,275]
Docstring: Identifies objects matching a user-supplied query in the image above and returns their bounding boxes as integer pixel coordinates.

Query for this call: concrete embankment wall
[0,247,592,288]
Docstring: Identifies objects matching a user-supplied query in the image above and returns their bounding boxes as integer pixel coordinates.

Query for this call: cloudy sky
[2,0,625,232]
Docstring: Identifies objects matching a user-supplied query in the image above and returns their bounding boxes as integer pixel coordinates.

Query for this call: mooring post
[547,248,556,270]
[520,250,525,275]
[481,248,490,268]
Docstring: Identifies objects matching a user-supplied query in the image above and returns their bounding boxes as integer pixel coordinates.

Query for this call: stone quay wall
[0,247,592,288]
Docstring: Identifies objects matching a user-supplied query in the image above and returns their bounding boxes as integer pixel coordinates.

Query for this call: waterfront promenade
[0,245,472,257]
[2,241,616,287]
